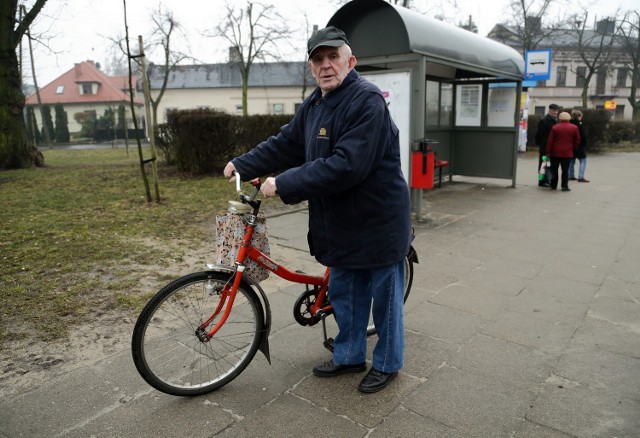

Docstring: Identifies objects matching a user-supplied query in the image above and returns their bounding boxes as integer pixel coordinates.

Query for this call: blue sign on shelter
[525,49,552,81]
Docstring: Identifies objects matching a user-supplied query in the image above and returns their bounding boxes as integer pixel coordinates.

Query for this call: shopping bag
[215,212,270,281]
[544,165,553,184]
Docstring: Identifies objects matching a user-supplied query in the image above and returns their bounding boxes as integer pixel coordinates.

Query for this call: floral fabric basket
[215,212,270,282]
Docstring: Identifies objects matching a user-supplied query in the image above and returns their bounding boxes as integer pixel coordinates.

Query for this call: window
[576,67,586,87]
[614,105,625,120]
[616,68,628,88]
[439,84,453,127]
[55,85,64,94]
[81,83,93,95]
[596,71,606,94]
[556,66,567,87]
[537,80,547,87]
[534,106,546,117]
[425,80,440,127]
[425,81,454,128]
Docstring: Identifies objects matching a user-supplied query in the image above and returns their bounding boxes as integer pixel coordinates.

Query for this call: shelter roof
[327,0,524,80]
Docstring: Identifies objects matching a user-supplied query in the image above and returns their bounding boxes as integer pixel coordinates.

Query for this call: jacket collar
[312,70,359,108]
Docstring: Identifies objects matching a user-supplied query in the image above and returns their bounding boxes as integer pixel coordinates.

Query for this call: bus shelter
[327,0,525,215]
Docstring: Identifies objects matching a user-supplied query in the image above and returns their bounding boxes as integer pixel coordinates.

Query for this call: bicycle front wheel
[131,271,264,396]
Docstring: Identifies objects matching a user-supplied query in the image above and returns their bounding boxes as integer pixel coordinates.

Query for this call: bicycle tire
[366,254,414,336]
[131,271,264,396]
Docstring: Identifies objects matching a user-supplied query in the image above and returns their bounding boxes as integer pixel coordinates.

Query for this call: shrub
[163,109,292,174]
[605,121,637,143]
[581,109,609,151]
[54,103,70,143]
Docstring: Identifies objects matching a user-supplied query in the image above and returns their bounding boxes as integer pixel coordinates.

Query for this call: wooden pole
[138,35,160,203]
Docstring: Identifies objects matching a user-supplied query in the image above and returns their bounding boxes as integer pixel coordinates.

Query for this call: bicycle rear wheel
[131,271,264,396]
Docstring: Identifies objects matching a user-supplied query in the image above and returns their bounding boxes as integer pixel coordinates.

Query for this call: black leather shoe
[561,187,571,192]
[312,359,366,378]
[358,368,398,393]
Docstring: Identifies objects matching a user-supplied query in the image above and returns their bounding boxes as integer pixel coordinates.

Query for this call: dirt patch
[0,238,213,398]
[0,208,317,399]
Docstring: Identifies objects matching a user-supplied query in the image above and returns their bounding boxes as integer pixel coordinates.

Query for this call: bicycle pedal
[323,337,334,353]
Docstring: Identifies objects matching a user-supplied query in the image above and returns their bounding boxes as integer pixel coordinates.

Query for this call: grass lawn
[0,147,248,346]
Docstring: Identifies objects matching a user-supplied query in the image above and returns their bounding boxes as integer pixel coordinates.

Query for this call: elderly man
[223,26,411,393]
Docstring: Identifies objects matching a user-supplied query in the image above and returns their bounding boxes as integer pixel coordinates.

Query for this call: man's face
[549,108,559,118]
[308,46,356,95]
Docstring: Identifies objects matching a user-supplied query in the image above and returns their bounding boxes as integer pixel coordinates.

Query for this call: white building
[147,61,316,122]
[488,19,638,120]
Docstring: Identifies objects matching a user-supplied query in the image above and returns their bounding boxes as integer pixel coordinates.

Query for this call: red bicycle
[131,176,417,396]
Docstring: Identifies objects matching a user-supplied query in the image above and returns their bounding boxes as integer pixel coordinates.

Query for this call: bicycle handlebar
[234,171,242,193]
[233,171,262,204]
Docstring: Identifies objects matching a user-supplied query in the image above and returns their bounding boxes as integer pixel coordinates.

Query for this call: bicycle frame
[198,177,331,349]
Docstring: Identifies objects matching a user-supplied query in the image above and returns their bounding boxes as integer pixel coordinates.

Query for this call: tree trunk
[0,0,44,169]
[242,69,249,116]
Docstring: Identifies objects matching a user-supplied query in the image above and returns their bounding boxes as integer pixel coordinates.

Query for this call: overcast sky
[22,0,636,86]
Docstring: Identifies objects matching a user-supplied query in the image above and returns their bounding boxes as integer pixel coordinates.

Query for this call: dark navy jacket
[232,70,411,269]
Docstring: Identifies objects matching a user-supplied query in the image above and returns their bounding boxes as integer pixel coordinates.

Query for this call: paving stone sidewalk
[2,153,639,437]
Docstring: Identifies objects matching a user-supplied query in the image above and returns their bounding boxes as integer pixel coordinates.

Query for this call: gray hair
[558,112,571,121]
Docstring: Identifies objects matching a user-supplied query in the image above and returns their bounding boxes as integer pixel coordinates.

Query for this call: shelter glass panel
[440,84,453,127]
[455,84,482,126]
[487,84,516,127]
[425,80,440,127]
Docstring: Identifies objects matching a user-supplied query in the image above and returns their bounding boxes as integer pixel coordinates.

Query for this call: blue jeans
[328,260,405,373]
[569,157,587,180]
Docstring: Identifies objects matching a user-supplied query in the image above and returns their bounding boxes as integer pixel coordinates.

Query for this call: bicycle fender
[407,245,419,264]
[205,264,272,364]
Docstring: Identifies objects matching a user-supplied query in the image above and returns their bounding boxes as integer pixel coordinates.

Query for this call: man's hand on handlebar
[224,161,277,198]
[261,177,277,198]
[223,162,237,183]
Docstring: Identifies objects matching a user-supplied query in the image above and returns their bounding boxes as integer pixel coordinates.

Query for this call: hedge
[527,109,638,151]
[155,109,293,174]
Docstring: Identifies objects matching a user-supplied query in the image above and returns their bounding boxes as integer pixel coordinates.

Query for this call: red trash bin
[410,139,438,189]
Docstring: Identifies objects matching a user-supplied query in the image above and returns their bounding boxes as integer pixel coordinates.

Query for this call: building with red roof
[25,60,144,139]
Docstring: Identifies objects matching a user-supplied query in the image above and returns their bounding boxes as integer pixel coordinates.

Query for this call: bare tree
[145,6,190,127]
[211,1,290,116]
[122,0,152,203]
[569,12,618,108]
[0,0,47,169]
[618,10,640,120]
[488,0,567,55]
[109,4,190,128]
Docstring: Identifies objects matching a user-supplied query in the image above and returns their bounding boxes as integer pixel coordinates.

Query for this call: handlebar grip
[234,171,241,193]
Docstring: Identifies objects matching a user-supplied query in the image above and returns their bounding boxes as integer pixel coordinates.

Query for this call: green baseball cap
[307,26,349,56]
